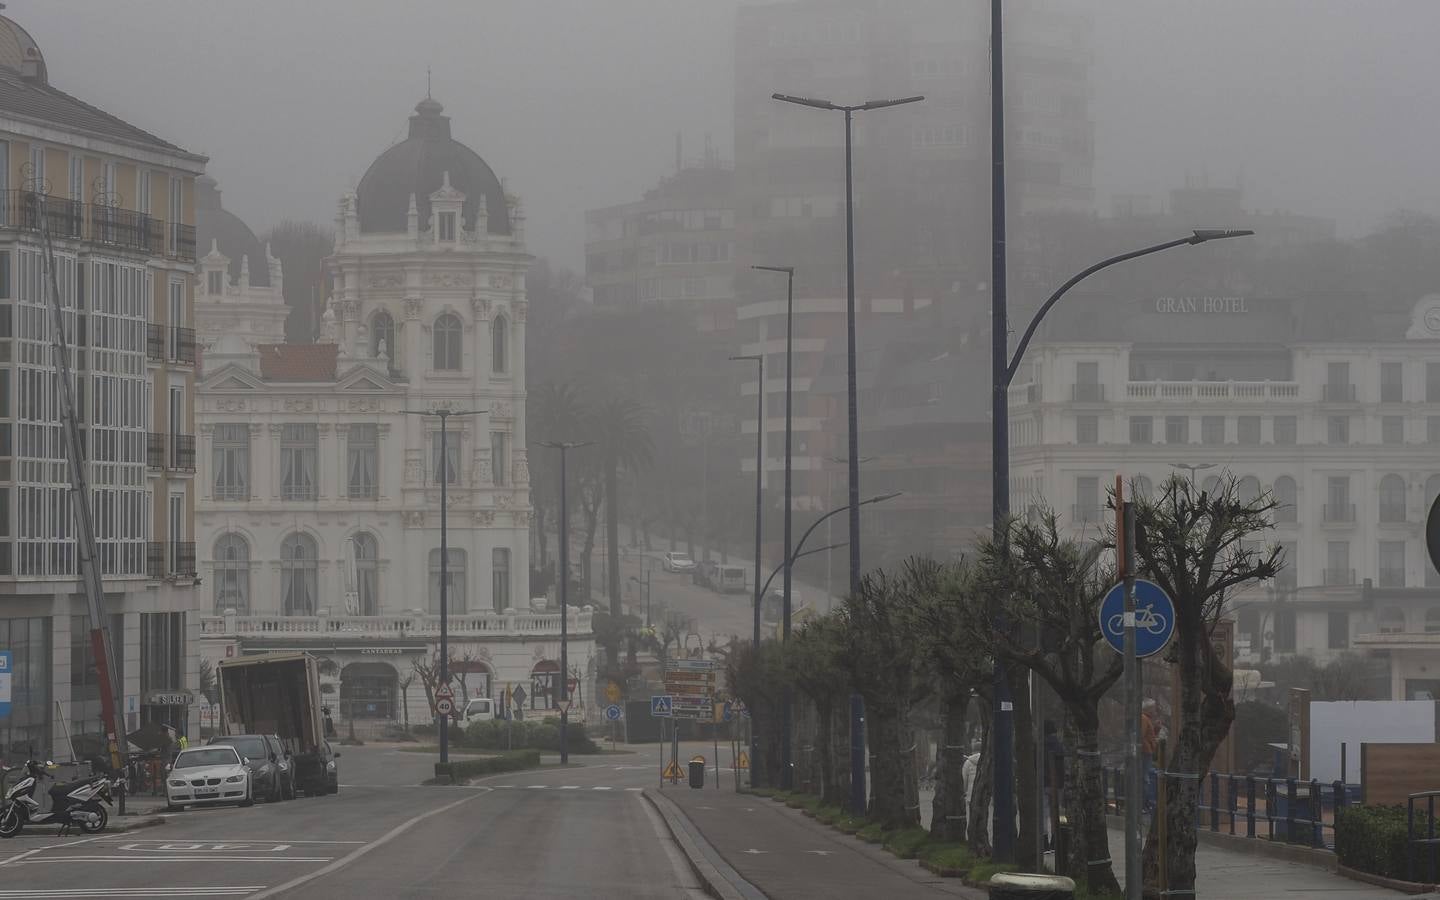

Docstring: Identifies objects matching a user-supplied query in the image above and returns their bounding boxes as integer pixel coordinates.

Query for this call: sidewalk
[652,785,980,900]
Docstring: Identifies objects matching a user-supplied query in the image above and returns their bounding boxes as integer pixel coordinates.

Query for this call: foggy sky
[13,0,1440,269]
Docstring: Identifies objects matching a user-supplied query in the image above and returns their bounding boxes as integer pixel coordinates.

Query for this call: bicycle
[1108,605,1168,636]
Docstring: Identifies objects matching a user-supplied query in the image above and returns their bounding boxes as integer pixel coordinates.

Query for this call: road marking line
[17,855,332,863]
[526,785,547,789]
[243,788,490,900]
[0,834,109,868]
[0,890,265,897]
[593,786,614,791]
[558,785,580,790]
[97,839,365,845]
[625,787,643,792]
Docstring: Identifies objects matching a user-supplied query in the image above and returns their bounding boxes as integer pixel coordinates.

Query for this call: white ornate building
[194,175,288,352]
[1009,292,1440,701]
[195,98,594,730]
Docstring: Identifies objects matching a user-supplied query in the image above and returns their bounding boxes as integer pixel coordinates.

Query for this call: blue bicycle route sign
[1098,578,1175,658]
[0,650,12,719]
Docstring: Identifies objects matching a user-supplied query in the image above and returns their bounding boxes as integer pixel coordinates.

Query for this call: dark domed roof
[355,97,510,236]
[196,176,270,287]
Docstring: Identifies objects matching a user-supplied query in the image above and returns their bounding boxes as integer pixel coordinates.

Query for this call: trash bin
[688,757,706,789]
[988,872,1075,900]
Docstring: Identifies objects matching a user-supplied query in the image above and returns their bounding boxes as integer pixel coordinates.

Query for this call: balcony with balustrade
[1124,380,1301,402]
[200,607,596,641]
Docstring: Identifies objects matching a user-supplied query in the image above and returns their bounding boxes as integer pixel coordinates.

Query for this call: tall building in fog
[732,0,1094,565]
[194,175,289,351]
[0,13,207,753]
[584,141,735,332]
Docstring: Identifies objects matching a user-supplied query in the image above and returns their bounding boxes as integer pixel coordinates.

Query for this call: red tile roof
[258,343,339,382]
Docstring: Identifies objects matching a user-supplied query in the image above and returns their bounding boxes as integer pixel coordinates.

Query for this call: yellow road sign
[663,760,683,780]
[604,681,622,704]
[737,751,750,770]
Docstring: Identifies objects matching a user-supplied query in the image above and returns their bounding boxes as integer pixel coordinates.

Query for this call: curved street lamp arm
[1003,236,1194,387]
[757,542,849,603]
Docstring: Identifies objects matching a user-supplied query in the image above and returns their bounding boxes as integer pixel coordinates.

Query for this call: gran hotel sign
[1153,296,1249,314]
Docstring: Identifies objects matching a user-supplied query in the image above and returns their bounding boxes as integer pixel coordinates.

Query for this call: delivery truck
[215,652,329,796]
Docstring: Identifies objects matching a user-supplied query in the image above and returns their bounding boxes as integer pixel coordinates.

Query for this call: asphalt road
[0,743,721,899]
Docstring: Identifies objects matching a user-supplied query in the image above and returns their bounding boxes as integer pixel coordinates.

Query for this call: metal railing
[146,323,165,362]
[1072,383,1105,402]
[146,432,164,469]
[91,204,155,254]
[1323,503,1356,523]
[1407,791,1440,883]
[1380,503,1409,523]
[1322,383,1358,402]
[168,223,196,262]
[146,541,164,579]
[0,189,193,258]
[1102,766,1356,851]
[1324,568,1356,586]
[169,434,195,471]
[170,326,196,364]
[172,541,196,577]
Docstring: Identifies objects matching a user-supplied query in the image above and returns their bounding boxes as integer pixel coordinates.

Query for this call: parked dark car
[207,734,293,802]
[299,740,340,796]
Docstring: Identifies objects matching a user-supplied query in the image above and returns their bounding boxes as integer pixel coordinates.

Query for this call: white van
[461,697,500,721]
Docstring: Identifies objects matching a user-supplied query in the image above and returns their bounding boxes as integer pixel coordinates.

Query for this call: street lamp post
[752,264,795,787]
[1172,462,1217,486]
[731,350,765,784]
[403,407,485,768]
[629,571,652,629]
[539,440,594,766]
[773,89,923,815]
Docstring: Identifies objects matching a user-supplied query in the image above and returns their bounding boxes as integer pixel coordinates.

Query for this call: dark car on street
[207,734,294,802]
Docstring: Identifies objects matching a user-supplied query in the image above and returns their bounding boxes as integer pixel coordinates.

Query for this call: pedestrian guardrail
[1406,790,1440,883]
[1101,765,1357,851]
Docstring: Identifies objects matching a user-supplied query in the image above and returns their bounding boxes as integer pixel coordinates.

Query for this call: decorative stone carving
[283,398,314,412]
[423,271,473,288]
[401,510,425,528]
[472,509,495,527]
[491,274,513,290]
[403,297,424,320]
[495,493,514,510]
[198,423,215,435]
[491,400,513,420]
[470,295,489,318]
[512,510,531,528]
[341,299,361,321]
[513,303,527,323]
[429,399,458,413]
[346,398,382,413]
[216,398,248,412]
[513,459,529,484]
[473,461,492,484]
[404,459,424,483]
[369,274,403,289]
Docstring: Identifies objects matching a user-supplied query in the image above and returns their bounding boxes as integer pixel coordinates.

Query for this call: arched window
[351,532,379,616]
[428,548,467,615]
[433,313,462,371]
[1427,609,1440,634]
[340,662,397,720]
[1272,476,1297,523]
[529,659,559,710]
[371,311,395,362]
[213,534,249,614]
[452,658,493,700]
[1379,607,1407,635]
[491,314,508,374]
[1380,474,1407,522]
[1132,475,1154,501]
[281,532,318,616]
[1238,476,1261,506]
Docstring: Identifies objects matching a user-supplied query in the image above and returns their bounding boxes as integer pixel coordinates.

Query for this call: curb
[1104,814,1337,871]
[642,789,758,900]
[109,815,166,833]
[1335,864,1437,895]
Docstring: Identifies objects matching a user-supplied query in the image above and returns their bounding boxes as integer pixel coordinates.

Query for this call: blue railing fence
[1406,790,1440,884]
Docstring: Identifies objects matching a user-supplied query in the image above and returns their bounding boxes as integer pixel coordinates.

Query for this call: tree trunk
[1012,667,1041,870]
[829,704,850,808]
[868,707,919,829]
[931,689,970,842]
[968,699,994,858]
[606,462,622,619]
[1142,627,1232,897]
[1065,703,1120,894]
[816,700,836,807]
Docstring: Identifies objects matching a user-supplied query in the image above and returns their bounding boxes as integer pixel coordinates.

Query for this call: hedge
[462,718,599,754]
[1335,804,1432,880]
[433,750,541,784]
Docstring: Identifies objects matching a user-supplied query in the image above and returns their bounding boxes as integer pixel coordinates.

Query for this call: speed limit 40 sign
[435,697,454,716]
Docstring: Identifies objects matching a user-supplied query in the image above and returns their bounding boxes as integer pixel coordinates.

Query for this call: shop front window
[0,616,53,760]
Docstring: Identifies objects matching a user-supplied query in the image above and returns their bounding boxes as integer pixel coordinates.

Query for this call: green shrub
[919,842,974,873]
[1335,805,1430,880]
[462,718,600,754]
[432,750,541,784]
[856,821,887,843]
[967,862,1018,884]
[882,827,931,859]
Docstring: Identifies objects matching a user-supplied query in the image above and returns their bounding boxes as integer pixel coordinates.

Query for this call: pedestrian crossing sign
[737,751,750,770]
[663,760,682,781]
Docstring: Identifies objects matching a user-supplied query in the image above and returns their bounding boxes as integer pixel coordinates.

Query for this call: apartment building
[0,14,206,757]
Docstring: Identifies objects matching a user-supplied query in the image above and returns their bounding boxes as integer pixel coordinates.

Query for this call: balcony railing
[1323,503,1356,523]
[1379,503,1408,524]
[1125,380,1300,402]
[90,204,155,254]
[169,434,195,472]
[1072,383,1105,402]
[1322,383,1358,403]
[1382,385,1404,403]
[1379,569,1407,588]
[1274,572,1298,592]
[1071,504,1104,525]
[169,326,196,365]
[1323,568,1356,586]
[168,223,196,262]
[146,323,165,362]
[146,432,164,469]
[200,608,596,640]
[172,541,196,577]
[146,541,164,580]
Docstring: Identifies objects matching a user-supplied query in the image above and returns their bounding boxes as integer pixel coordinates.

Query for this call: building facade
[194,175,288,352]
[0,14,206,756]
[195,98,595,730]
[1008,291,1440,699]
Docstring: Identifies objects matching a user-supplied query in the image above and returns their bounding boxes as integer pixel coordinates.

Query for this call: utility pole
[540,441,593,766]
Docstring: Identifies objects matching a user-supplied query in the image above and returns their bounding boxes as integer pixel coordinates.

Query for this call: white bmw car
[166,745,253,810]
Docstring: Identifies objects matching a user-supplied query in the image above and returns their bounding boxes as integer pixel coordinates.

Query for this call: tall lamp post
[538,440,594,766]
[1171,461,1217,486]
[403,407,485,768]
[751,264,795,787]
[773,89,923,814]
[731,352,764,783]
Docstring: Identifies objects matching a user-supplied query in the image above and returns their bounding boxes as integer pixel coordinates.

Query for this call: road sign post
[1122,500,1141,900]
[0,651,11,720]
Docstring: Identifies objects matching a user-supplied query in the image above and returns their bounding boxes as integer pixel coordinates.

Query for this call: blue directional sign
[605,704,623,721]
[1098,579,1175,658]
[721,701,733,723]
[0,651,11,719]
[650,695,673,717]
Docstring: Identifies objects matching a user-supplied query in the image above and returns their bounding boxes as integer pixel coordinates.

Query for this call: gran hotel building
[1010,289,1440,700]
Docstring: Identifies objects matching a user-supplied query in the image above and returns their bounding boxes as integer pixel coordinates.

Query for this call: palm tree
[585,396,654,620]
[529,381,587,568]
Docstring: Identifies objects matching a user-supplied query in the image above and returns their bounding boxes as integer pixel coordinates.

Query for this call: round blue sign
[605,704,623,721]
[1098,578,1176,658]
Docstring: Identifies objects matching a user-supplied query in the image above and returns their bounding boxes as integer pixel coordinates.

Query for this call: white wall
[1310,699,1436,782]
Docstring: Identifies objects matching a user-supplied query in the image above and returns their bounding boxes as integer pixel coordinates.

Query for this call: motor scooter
[0,759,116,837]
